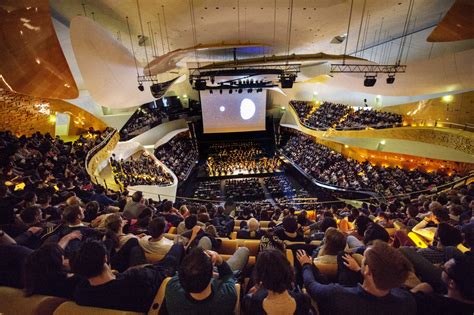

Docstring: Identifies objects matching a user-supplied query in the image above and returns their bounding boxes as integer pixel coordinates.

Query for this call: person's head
[354,215,373,236]
[282,216,298,233]
[429,201,443,212]
[363,222,390,245]
[179,205,190,217]
[73,240,108,279]
[95,185,105,194]
[248,218,260,232]
[23,191,37,205]
[321,227,346,256]
[320,217,337,233]
[254,249,294,293]
[84,201,100,221]
[163,200,173,213]
[66,195,82,207]
[362,240,411,291]
[433,207,450,223]
[178,247,213,293]
[297,211,308,226]
[20,206,42,225]
[137,207,153,227]
[436,223,463,247]
[131,191,144,203]
[185,214,198,230]
[104,213,123,234]
[24,243,65,296]
[441,253,474,302]
[148,217,166,239]
[406,205,419,218]
[62,205,84,225]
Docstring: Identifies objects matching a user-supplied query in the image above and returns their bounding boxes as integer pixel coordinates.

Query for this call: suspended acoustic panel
[70,16,155,109]
[427,0,474,42]
[0,0,78,99]
[145,43,267,76]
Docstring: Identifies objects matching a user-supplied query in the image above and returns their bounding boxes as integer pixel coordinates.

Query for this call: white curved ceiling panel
[70,16,155,108]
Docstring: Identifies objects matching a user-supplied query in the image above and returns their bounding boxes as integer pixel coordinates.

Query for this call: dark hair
[20,206,41,224]
[149,217,166,238]
[363,223,390,244]
[163,200,173,212]
[364,240,411,290]
[407,205,418,218]
[84,201,100,222]
[437,223,462,247]
[433,207,450,222]
[104,214,122,249]
[354,215,373,236]
[131,191,143,203]
[62,205,82,225]
[23,191,37,203]
[73,240,107,278]
[320,217,337,233]
[448,253,474,301]
[24,244,65,296]
[282,216,298,233]
[185,215,198,230]
[254,249,294,293]
[95,185,105,194]
[178,247,213,293]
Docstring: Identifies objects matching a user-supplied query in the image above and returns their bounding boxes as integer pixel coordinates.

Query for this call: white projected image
[201,90,267,133]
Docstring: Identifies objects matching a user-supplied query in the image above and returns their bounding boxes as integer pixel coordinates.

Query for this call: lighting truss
[330,64,406,74]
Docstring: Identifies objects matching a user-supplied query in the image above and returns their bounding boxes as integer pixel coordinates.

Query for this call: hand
[137,233,147,238]
[296,249,312,266]
[248,283,261,295]
[342,254,361,272]
[205,250,223,266]
[303,226,310,232]
[27,226,43,234]
[65,230,82,241]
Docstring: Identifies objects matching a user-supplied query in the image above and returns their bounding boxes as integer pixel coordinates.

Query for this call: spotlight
[210,76,215,84]
[210,89,213,94]
[386,75,395,84]
[219,89,222,94]
[248,88,253,93]
[194,79,207,90]
[238,88,242,94]
[364,76,377,87]
[280,74,296,89]
[229,89,232,94]
[138,83,144,91]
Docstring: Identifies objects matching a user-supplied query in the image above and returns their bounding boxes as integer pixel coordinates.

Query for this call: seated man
[139,216,174,256]
[297,240,416,315]
[410,253,474,315]
[165,247,246,315]
[73,240,184,313]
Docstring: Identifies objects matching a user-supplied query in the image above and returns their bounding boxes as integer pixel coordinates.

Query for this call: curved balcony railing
[85,129,119,184]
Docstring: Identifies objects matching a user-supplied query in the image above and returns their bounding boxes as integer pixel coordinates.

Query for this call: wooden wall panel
[0,89,106,136]
[0,0,78,99]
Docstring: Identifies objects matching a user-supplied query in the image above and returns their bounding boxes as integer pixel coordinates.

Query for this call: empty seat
[53,301,143,315]
[0,286,67,315]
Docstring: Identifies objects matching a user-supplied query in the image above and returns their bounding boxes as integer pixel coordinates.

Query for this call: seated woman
[103,214,146,272]
[237,218,264,240]
[243,249,312,315]
[313,227,347,264]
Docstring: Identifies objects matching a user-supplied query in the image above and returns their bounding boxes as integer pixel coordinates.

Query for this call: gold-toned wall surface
[0,0,78,99]
[383,90,474,126]
[0,89,107,136]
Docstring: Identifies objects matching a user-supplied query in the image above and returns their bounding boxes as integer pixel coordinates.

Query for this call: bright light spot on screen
[219,106,225,112]
[240,98,256,120]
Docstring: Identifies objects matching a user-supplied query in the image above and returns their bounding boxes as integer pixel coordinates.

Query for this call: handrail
[288,102,474,132]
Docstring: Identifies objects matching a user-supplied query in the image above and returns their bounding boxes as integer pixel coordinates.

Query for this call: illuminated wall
[383,90,474,126]
[0,89,107,136]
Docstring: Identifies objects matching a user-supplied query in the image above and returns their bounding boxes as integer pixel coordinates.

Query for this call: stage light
[238,88,242,94]
[194,79,207,90]
[219,89,222,94]
[248,88,253,93]
[138,83,144,91]
[364,76,377,87]
[210,76,215,84]
[210,89,213,94]
[386,74,395,84]
[229,89,232,94]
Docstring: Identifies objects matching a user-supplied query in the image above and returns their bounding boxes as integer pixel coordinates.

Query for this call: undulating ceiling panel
[70,16,155,109]
[427,0,474,42]
[0,0,78,99]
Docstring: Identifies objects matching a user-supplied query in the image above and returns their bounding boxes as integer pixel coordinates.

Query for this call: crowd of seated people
[154,132,197,182]
[206,142,282,177]
[291,100,403,130]
[225,178,265,201]
[281,130,457,197]
[336,108,403,129]
[1,127,473,315]
[120,106,167,140]
[110,152,173,187]
[193,180,222,200]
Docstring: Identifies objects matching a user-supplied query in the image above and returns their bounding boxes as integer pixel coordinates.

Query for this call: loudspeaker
[280,77,294,89]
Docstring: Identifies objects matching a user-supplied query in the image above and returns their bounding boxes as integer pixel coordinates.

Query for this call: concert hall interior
[0,1,473,315]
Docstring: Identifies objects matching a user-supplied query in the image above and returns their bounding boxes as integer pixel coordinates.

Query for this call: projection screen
[200,90,267,133]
